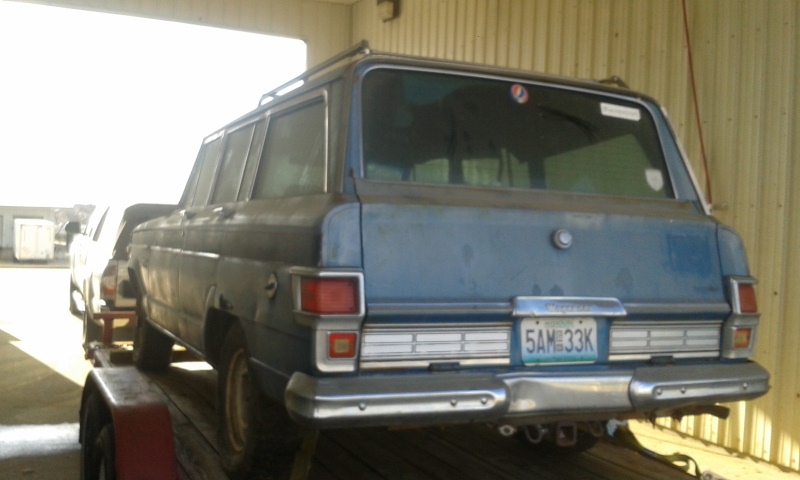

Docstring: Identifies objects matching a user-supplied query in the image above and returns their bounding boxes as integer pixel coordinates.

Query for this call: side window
[237,120,268,201]
[251,99,326,199]
[210,123,256,205]
[187,137,223,208]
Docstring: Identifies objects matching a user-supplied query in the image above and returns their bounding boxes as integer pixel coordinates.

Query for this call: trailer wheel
[92,425,117,480]
[132,304,173,371]
[81,392,115,480]
[218,324,301,480]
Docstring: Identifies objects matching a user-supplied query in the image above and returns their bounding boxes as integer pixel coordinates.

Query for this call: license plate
[521,318,597,365]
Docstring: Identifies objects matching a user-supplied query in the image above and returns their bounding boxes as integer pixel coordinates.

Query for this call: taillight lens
[737,283,758,314]
[734,328,752,349]
[300,277,359,314]
[100,264,118,298]
[328,332,357,358]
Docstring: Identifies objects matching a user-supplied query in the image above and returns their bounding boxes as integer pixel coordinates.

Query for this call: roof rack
[258,40,372,106]
[597,75,629,89]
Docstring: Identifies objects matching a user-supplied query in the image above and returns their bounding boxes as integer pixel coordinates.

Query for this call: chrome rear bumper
[284,362,769,429]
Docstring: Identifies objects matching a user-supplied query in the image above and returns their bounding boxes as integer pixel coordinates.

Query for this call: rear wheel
[132,303,173,371]
[218,324,301,480]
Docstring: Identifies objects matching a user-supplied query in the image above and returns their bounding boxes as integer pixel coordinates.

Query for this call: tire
[217,324,301,480]
[81,393,114,480]
[91,425,117,480]
[132,303,174,371]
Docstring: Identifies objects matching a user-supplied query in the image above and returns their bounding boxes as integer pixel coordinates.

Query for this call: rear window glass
[361,69,673,199]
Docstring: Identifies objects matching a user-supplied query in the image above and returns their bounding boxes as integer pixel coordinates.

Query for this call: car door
[178,122,258,351]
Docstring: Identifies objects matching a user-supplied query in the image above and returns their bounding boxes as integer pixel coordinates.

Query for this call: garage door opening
[0,1,307,206]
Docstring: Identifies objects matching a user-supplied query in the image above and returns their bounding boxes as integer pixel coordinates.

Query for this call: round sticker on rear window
[510,84,529,104]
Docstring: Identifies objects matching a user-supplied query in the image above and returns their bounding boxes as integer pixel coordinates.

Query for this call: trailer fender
[80,367,177,480]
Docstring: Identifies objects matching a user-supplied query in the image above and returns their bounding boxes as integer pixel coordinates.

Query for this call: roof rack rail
[259,40,372,106]
[597,75,629,89]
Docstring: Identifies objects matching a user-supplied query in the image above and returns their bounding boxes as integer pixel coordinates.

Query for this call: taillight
[328,332,357,358]
[100,264,118,298]
[723,277,760,359]
[300,277,359,315]
[291,268,364,373]
[733,328,752,349]
[737,283,758,314]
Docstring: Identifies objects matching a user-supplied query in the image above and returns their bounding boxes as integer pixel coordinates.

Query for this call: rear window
[361,69,673,199]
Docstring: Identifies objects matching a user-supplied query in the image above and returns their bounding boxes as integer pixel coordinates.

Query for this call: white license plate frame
[520,317,598,365]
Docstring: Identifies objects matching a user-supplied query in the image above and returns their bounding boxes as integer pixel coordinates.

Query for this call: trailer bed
[138,359,692,480]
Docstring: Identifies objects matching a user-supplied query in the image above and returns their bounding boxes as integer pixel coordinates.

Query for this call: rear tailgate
[357,180,723,307]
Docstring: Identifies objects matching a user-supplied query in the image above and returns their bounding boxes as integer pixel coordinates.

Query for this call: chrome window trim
[368,299,731,317]
[367,302,512,316]
[624,302,730,315]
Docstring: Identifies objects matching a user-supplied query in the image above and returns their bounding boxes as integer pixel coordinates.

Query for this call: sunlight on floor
[0,424,80,460]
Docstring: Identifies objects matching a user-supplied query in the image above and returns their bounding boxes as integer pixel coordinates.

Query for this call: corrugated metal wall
[21,0,799,471]
[352,0,798,470]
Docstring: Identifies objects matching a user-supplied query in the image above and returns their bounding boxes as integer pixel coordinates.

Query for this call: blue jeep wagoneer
[128,42,769,479]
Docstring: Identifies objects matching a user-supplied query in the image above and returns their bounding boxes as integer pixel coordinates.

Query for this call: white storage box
[14,218,55,261]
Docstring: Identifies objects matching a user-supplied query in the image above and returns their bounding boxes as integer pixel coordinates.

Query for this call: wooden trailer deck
[150,360,694,480]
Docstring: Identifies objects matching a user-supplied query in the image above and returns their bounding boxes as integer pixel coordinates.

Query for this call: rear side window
[252,99,326,199]
[211,123,257,205]
[361,69,673,199]
[185,138,223,208]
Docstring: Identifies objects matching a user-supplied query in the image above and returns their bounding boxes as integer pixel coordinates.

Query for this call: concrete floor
[0,268,90,480]
[0,267,797,480]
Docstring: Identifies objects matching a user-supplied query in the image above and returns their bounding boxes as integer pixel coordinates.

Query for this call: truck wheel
[132,305,173,371]
[218,324,301,480]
